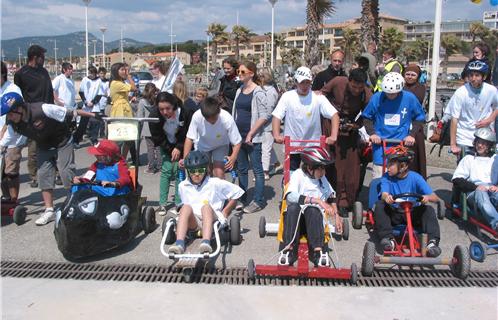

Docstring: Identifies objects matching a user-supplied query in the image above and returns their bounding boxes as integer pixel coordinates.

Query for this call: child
[452,127,498,232]
[183,96,242,179]
[184,87,208,113]
[168,150,244,255]
[374,145,441,257]
[281,146,340,266]
[72,139,131,197]
[137,83,160,174]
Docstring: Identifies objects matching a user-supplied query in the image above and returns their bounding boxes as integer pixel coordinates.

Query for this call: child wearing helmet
[452,127,498,232]
[168,150,244,255]
[375,145,442,257]
[361,72,426,179]
[281,146,340,266]
[72,139,131,197]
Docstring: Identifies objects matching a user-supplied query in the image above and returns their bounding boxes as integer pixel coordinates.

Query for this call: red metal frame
[283,135,327,185]
[382,202,423,257]
[446,203,498,238]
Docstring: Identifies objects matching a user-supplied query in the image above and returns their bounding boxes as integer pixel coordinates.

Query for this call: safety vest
[374,60,403,92]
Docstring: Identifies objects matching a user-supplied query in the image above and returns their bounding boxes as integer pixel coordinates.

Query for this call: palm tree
[440,35,462,79]
[232,25,252,61]
[207,23,229,68]
[305,0,335,67]
[360,0,379,51]
[340,28,360,67]
[379,27,404,56]
[469,22,490,43]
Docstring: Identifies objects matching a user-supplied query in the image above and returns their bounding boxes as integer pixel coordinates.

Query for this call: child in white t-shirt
[168,150,244,255]
[183,96,242,179]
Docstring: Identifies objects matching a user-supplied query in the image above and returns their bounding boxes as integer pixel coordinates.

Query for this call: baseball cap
[87,139,120,157]
[294,66,312,83]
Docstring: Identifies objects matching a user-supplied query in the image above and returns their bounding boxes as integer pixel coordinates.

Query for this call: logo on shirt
[306,112,311,117]
[216,134,221,139]
[401,107,408,119]
[202,199,209,205]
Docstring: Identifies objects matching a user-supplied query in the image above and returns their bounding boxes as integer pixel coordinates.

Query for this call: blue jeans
[237,143,265,207]
[467,189,498,228]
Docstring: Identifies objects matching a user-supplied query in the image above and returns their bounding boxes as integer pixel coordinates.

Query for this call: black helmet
[184,150,209,169]
[385,145,414,163]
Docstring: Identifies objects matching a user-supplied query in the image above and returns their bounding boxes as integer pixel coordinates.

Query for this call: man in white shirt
[272,66,339,170]
[52,62,76,109]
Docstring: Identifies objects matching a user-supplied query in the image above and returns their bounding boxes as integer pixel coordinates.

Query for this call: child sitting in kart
[281,146,340,266]
[452,127,498,233]
[72,139,131,197]
[168,150,244,255]
[375,145,442,257]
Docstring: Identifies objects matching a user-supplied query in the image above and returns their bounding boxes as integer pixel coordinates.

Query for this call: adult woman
[232,61,271,213]
[219,58,240,113]
[173,80,188,106]
[462,42,491,83]
[403,64,427,179]
[109,62,136,118]
[149,92,193,215]
[151,61,170,92]
[137,82,160,173]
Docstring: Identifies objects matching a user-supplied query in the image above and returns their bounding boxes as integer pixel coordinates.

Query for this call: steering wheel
[391,193,424,206]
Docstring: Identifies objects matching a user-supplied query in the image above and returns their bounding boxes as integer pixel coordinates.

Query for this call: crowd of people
[1,41,498,262]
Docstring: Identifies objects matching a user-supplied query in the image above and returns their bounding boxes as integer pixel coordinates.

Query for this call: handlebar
[392,193,424,202]
[72,180,115,188]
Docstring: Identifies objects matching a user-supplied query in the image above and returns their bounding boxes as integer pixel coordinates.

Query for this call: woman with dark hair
[149,92,193,215]
[109,62,136,117]
[462,42,491,83]
[219,57,241,113]
[231,61,271,213]
[137,83,160,174]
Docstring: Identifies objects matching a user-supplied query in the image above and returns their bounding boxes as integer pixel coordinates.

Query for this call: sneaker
[278,250,292,266]
[264,173,270,181]
[243,201,263,214]
[426,240,442,257]
[273,162,283,174]
[235,201,245,211]
[311,250,329,267]
[199,241,213,254]
[157,206,168,216]
[35,208,55,225]
[380,237,396,252]
[55,175,63,186]
[30,180,38,188]
[144,168,156,175]
[168,243,185,255]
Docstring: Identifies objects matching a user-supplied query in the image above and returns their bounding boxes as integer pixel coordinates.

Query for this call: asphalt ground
[1,138,497,272]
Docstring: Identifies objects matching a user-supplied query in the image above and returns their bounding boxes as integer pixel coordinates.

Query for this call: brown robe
[321,77,372,209]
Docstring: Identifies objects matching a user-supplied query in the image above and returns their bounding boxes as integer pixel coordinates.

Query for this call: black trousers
[73,116,90,144]
[290,154,301,171]
[283,203,324,251]
[373,200,440,242]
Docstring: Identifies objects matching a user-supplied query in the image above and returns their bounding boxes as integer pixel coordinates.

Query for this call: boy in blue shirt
[362,72,426,178]
[374,145,442,257]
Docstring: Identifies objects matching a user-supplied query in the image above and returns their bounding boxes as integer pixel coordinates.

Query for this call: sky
[1,0,494,43]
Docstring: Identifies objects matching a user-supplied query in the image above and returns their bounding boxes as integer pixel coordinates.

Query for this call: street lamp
[269,0,277,70]
[48,39,58,74]
[83,0,91,75]
[68,47,73,64]
[92,39,97,65]
[100,26,107,68]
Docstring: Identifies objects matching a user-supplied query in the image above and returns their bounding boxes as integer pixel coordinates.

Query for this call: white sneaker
[157,206,167,216]
[35,208,55,226]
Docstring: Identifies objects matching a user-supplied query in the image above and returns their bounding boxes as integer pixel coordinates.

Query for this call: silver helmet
[474,127,496,143]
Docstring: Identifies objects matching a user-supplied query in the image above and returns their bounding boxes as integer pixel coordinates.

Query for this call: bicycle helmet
[385,145,414,163]
[299,146,333,166]
[184,150,210,169]
[474,127,496,156]
[381,72,405,94]
[466,61,489,75]
[1,92,23,116]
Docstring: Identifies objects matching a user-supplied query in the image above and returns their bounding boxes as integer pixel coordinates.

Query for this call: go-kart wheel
[259,216,266,238]
[350,263,358,285]
[230,216,241,245]
[162,217,177,245]
[13,205,27,225]
[183,268,194,283]
[342,218,349,240]
[142,206,156,234]
[469,241,486,263]
[352,201,363,229]
[450,245,471,280]
[361,241,375,277]
[247,259,256,281]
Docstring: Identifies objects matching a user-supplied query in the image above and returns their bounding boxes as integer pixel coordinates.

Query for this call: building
[91,52,136,69]
[483,11,498,30]
[212,35,271,67]
[404,19,479,42]
[139,52,191,66]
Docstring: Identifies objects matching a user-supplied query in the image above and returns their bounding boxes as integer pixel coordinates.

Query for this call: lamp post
[206,35,210,84]
[100,26,107,68]
[169,22,176,60]
[92,39,97,66]
[48,39,58,74]
[269,0,278,70]
[68,47,73,64]
[83,0,91,75]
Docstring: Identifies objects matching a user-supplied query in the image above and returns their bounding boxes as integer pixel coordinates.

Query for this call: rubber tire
[142,206,156,234]
[352,201,363,230]
[469,241,486,263]
[230,216,241,245]
[13,205,27,225]
[259,216,266,238]
[436,200,445,220]
[361,241,376,277]
[350,263,358,285]
[342,218,350,241]
[451,245,471,280]
[183,268,194,283]
[247,259,256,281]
[162,218,177,245]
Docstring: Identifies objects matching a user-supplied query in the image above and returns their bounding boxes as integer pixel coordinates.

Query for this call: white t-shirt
[163,109,181,144]
[0,81,26,148]
[448,82,498,146]
[452,154,496,186]
[186,109,242,152]
[79,77,103,112]
[178,176,244,219]
[52,74,76,109]
[272,90,337,145]
[285,168,335,201]
[98,80,109,111]
[152,75,166,91]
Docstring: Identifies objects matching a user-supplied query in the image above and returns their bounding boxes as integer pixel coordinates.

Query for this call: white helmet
[381,72,405,94]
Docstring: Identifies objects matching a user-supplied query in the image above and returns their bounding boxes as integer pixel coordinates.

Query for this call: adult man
[362,72,426,179]
[448,61,498,156]
[320,69,372,212]
[52,62,76,109]
[1,92,95,225]
[14,45,54,188]
[311,49,346,91]
[272,66,339,170]
[374,49,403,92]
[87,67,109,141]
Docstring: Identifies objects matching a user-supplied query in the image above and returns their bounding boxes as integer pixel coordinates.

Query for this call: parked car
[131,71,153,93]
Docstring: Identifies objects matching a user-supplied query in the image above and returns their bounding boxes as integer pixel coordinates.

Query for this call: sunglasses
[237,69,252,75]
[188,167,207,175]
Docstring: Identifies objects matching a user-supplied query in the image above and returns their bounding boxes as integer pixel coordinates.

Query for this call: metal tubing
[378,256,453,266]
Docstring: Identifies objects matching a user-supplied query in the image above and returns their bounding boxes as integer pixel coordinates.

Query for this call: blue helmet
[466,61,489,75]
[1,92,24,116]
